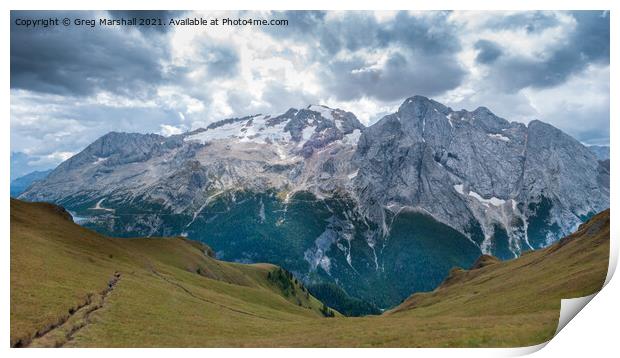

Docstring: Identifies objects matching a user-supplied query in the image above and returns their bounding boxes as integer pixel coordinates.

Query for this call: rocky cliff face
[352,96,609,258]
[20,96,609,307]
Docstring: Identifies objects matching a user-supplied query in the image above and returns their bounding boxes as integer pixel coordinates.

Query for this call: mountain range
[19,95,610,308]
[10,169,52,197]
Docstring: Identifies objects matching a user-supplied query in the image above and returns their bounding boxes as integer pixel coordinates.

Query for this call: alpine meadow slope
[10,199,335,348]
[10,199,609,347]
[19,95,610,308]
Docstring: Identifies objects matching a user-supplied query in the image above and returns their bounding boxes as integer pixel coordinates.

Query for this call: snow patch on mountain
[488,133,510,142]
[301,125,316,142]
[468,191,506,206]
[92,157,107,165]
[308,105,334,121]
[454,184,505,207]
[185,115,293,145]
[348,169,359,180]
[343,129,362,146]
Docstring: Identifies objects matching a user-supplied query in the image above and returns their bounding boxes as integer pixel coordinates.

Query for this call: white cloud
[27,151,75,167]
[159,124,186,137]
[323,96,399,125]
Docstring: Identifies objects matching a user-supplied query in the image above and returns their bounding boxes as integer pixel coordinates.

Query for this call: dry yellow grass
[10,199,609,347]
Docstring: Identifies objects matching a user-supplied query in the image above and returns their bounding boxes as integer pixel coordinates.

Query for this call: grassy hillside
[384,208,610,346]
[10,199,331,348]
[10,199,609,347]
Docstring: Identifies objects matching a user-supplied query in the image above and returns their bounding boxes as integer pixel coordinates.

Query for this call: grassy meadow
[10,199,609,347]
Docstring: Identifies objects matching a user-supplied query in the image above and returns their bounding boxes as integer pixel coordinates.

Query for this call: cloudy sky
[10,10,610,179]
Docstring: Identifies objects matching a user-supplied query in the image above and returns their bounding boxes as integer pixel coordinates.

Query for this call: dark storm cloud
[272,13,381,58]
[198,45,239,78]
[271,11,460,56]
[571,11,610,62]
[323,51,464,102]
[268,11,466,102]
[10,10,169,97]
[484,11,609,91]
[10,10,241,98]
[376,11,460,54]
[475,40,502,64]
[326,12,464,101]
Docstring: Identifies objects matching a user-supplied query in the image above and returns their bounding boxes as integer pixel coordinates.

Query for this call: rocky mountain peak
[354,95,608,258]
[58,131,173,173]
[470,107,511,132]
[183,105,365,159]
[398,95,451,120]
